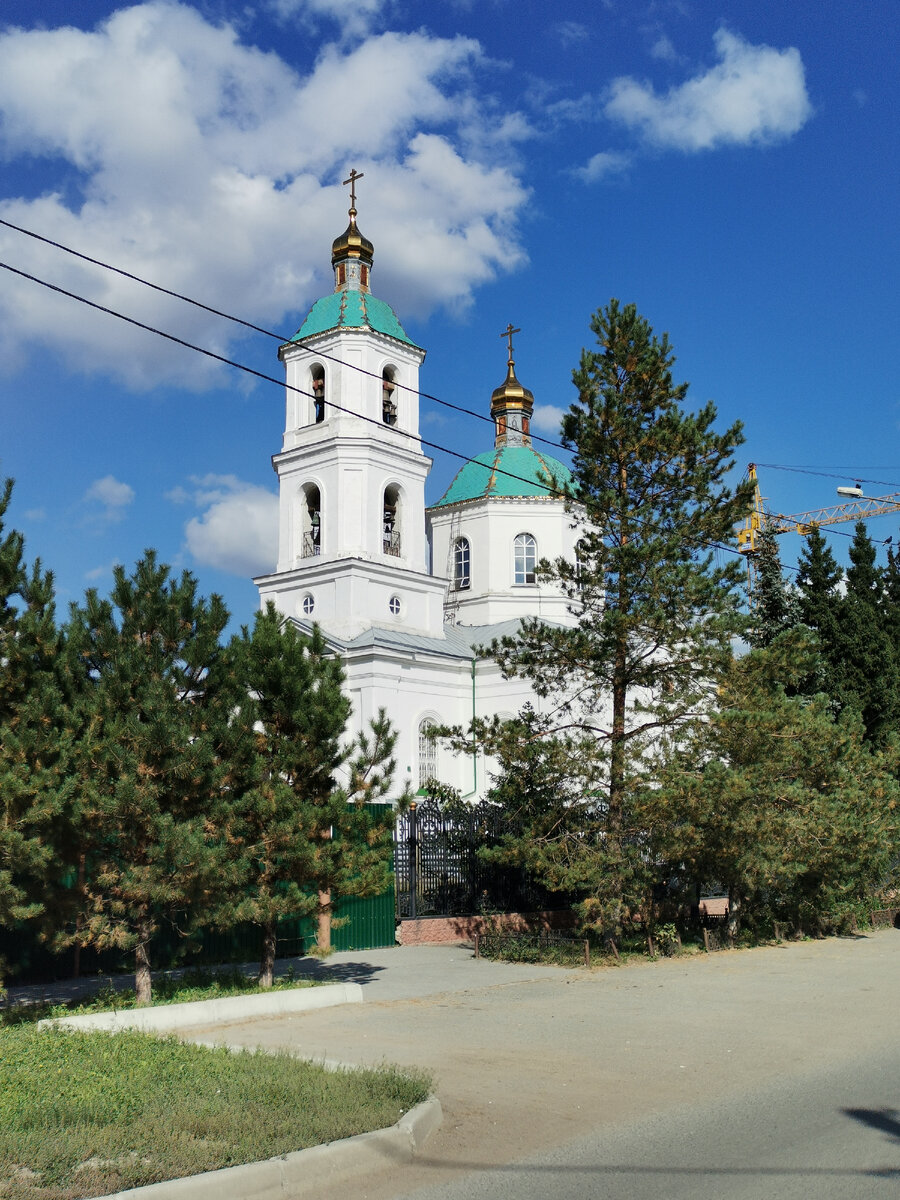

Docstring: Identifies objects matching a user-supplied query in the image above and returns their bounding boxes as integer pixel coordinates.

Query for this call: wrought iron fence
[394,794,565,919]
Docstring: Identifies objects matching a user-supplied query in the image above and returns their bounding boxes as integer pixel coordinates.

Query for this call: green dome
[432,445,572,508]
[287,289,421,349]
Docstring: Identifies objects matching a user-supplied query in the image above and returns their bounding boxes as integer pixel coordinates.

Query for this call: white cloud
[573,151,630,183]
[85,559,122,582]
[554,21,589,49]
[84,474,135,522]
[269,0,393,41]
[179,474,278,576]
[0,4,529,388]
[23,507,46,521]
[649,34,680,64]
[605,29,812,151]
[531,405,567,434]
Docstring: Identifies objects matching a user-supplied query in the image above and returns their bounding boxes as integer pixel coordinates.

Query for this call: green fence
[195,886,397,964]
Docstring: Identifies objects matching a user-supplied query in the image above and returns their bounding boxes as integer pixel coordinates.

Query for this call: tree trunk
[134,916,153,1007]
[259,920,276,989]
[726,890,741,941]
[72,854,86,979]
[607,622,628,927]
[317,889,332,953]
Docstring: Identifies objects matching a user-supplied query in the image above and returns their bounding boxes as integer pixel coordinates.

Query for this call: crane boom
[738,463,900,556]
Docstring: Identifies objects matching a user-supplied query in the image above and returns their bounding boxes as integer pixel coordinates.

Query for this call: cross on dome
[331,167,374,288]
[490,323,533,448]
[343,168,364,214]
[500,322,521,365]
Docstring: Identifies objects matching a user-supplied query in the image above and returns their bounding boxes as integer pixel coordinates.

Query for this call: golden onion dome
[490,362,534,415]
[331,208,374,268]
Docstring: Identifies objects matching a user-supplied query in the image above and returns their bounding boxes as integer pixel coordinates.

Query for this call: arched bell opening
[382,366,398,427]
[383,485,401,557]
[301,484,322,558]
[310,365,325,424]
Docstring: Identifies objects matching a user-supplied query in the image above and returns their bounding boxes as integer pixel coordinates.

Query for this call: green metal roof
[288,288,420,348]
[432,445,573,508]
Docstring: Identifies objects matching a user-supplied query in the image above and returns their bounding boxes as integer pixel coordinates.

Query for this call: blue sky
[1,0,898,626]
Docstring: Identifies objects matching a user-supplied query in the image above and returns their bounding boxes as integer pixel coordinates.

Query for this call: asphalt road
[400,1044,900,1199]
[187,933,900,1199]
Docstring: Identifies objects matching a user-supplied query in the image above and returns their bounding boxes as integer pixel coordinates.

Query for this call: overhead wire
[0,258,568,499]
[0,255,751,569]
[7,215,897,565]
[0,215,572,456]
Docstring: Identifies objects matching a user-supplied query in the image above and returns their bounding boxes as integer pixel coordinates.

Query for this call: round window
[388,595,401,616]
[301,594,315,616]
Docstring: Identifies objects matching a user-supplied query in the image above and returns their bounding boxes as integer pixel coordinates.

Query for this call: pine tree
[837,523,899,741]
[65,552,236,1005]
[490,300,753,930]
[220,604,399,986]
[655,630,899,935]
[748,521,800,648]
[0,480,75,980]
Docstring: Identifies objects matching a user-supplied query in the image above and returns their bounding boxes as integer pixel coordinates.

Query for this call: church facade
[254,193,580,799]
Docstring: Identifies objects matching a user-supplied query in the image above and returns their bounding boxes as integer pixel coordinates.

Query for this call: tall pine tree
[0,480,75,982]
[218,604,400,986]
[490,300,753,930]
[748,521,800,649]
[65,552,237,1005]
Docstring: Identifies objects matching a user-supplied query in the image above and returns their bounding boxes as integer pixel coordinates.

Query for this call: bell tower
[255,173,447,640]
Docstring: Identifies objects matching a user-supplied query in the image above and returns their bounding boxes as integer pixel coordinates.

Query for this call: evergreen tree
[837,523,899,741]
[489,300,753,929]
[0,480,75,980]
[220,604,399,986]
[796,526,842,647]
[654,630,899,935]
[65,552,237,1005]
[748,521,800,648]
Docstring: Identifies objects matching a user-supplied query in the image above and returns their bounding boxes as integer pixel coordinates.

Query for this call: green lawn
[1,1025,431,1200]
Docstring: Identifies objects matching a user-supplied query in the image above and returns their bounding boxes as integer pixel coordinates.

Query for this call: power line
[0,215,572,457]
[0,256,752,569]
[0,258,568,500]
[755,462,900,492]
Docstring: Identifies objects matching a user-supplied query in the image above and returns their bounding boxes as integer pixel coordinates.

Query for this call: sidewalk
[1,943,575,1009]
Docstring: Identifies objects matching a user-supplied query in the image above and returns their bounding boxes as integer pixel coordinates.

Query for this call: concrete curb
[37,982,363,1033]
[99,1095,443,1200]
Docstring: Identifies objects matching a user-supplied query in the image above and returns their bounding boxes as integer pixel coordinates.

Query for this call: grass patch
[0,1025,431,1200]
[1,967,319,1026]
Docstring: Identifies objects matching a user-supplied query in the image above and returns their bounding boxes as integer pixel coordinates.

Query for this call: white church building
[255,192,580,799]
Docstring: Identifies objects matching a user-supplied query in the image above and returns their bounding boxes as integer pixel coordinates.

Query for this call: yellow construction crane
[737,464,900,590]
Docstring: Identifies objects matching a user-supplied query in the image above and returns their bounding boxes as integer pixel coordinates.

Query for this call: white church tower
[255,172,446,640]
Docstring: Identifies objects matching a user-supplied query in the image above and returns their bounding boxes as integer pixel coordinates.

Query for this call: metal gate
[394,794,563,919]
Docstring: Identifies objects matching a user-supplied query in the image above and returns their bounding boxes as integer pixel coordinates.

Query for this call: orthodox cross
[500,322,521,364]
[343,168,364,210]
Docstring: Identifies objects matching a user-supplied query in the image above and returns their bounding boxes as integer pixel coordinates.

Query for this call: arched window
[514,533,537,584]
[311,365,325,424]
[382,367,398,426]
[418,719,438,790]
[453,537,470,590]
[383,485,401,556]
[301,485,321,558]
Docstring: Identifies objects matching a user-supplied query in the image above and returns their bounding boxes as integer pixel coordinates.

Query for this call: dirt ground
[186,932,900,1199]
